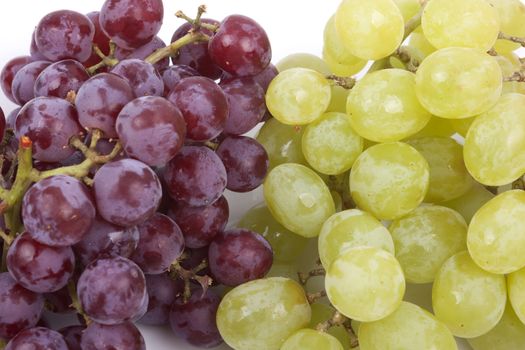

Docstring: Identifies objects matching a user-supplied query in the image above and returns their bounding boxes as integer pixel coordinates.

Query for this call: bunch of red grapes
[0,0,277,348]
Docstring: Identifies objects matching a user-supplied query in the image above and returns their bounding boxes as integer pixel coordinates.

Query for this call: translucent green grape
[450,117,476,137]
[406,137,474,202]
[358,302,457,350]
[409,116,454,139]
[389,205,467,283]
[216,277,311,350]
[325,246,405,322]
[393,0,421,22]
[275,53,331,75]
[237,204,308,263]
[308,303,351,350]
[441,182,495,223]
[350,142,429,220]
[302,112,363,175]
[334,0,405,60]
[415,47,502,119]
[495,53,525,95]
[422,0,500,51]
[264,163,335,238]
[432,251,507,338]
[281,329,343,350]
[327,85,350,113]
[265,261,299,282]
[488,0,525,53]
[318,209,394,269]
[468,190,525,274]
[404,27,437,64]
[508,267,525,325]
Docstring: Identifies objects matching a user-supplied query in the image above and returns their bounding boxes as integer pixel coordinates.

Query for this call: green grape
[441,182,495,223]
[406,137,474,202]
[496,53,525,95]
[450,117,476,137]
[237,204,308,263]
[392,0,421,22]
[302,112,363,175]
[264,163,335,238]
[415,47,502,119]
[281,329,343,350]
[468,190,525,274]
[432,251,507,338]
[464,93,525,186]
[468,302,525,350]
[403,282,433,312]
[318,209,394,269]
[358,302,457,350]
[327,85,350,113]
[325,246,405,322]
[334,0,405,60]
[409,116,455,139]
[216,277,311,350]
[256,117,306,170]
[350,142,429,220]
[308,303,351,350]
[266,68,331,125]
[265,261,299,282]
[275,53,331,75]
[323,16,367,77]
[331,191,343,212]
[404,27,437,64]
[422,0,500,51]
[389,205,467,283]
[508,267,525,325]
[347,69,432,142]
[488,0,525,53]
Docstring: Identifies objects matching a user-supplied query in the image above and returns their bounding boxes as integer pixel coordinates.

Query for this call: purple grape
[115,36,169,72]
[73,216,140,267]
[116,96,186,166]
[163,146,227,207]
[6,108,20,130]
[167,76,228,141]
[179,247,211,277]
[139,273,182,325]
[5,327,68,350]
[84,11,111,68]
[35,10,95,62]
[171,19,222,80]
[30,31,48,61]
[130,213,185,274]
[76,73,134,138]
[209,15,271,76]
[100,0,163,50]
[44,286,74,314]
[22,175,96,246]
[80,321,146,350]
[7,232,75,293]
[168,195,229,249]
[11,60,51,105]
[161,64,198,96]
[0,273,44,340]
[169,289,223,348]
[208,229,273,286]
[220,77,266,135]
[93,159,162,227]
[59,325,84,350]
[77,256,148,325]
[34,59,89,99]
[0,107,5,141]
[15,97,84,162]
[111,58,164,97]
[216,136,269,192]
[222,63,278,92]
[0,56,33,103]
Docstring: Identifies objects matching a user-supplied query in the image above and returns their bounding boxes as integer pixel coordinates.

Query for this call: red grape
[0,56,33,103]
[84,11,111,67]
[111,58,164,97]
[5,327,68,350]
[34,59,90,99]
[80,321,146,350]
[59,325,84,350]
[115,36,169,72]
[11,60,51,105]
[139,273,182,326]
[161,64,198,96]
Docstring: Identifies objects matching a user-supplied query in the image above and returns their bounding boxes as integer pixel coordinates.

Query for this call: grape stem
[315,310,347,332]
[512,176,525,190]
[298,267,326,286]
[203,140,219,150]
[306,290,327,304]
[498,32,525,47]
[327,75,356,90]
[504,71,525,82]
[393,48,419,73]
[145,31,209,65]
[0,229,12,245]
[169,260,213,303]
[87,45,119,75]
[67,280,92,325]
[344,320,360,348]
[176,5,218,33]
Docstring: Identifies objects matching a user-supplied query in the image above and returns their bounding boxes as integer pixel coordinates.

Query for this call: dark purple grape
[30,31,48,61]
[216,136,269,192]
[161,64,198,96]
[116,96,186,166]
[130,213,184,274]
[5,327,68,350]
[0,273,44,340]
[139,273,182,326]
[76,73,134,138]
[111,58,164,97]
[80,321,146,350]
[169,289,223,348]
[179,247,211,276]
[100,0,163,50]
[84,11,111,68]
[6,108,20,130]
[171,19,222,80]
[208,229,273,286]
[0,56,33,103]
[163,146,227,207]
[11,60,51,105]
[35,10,95,62]
[7,232,75,293]
[209,15,271,76]
[44,286,74,314]
[77,256,147,324]
[0,107,5,141]
[22,175,95,246]
[115,36,169,72]
[167,76,228,141]
[59,325,84,350]
[34,59,89,99]
[167,196,229,249]
[15,97,84,162]
[73,216,139,267]
[222,63,278,93]
[220,77,266,135]
[93,158,162,227]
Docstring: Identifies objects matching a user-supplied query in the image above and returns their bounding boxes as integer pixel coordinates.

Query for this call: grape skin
[281,329,343,350]
[5,327,68,350]
[0,55,33,103]
[80,321,146,350]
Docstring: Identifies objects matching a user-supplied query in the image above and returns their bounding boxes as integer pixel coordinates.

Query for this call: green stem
[67,280,91,325]
[145,31,209,65]
[498,32,525,47]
